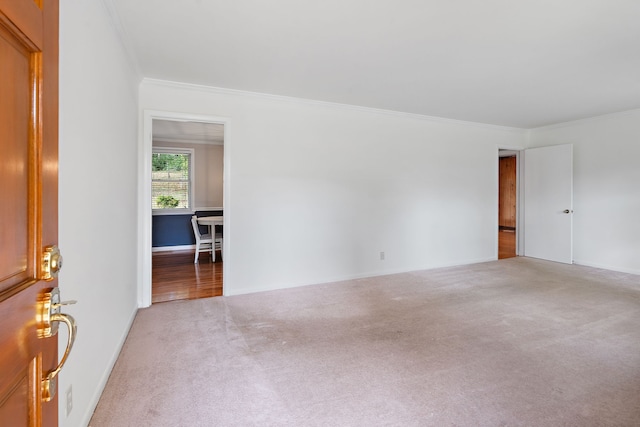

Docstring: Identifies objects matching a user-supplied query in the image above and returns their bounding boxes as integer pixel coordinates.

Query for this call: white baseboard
[225,256,497,296]
[573,259,640,276]
[152,244,195,252]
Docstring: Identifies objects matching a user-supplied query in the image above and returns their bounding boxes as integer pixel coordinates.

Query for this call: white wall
[140,80,526,295]
[528,110,640,275]
[58,1,140,426]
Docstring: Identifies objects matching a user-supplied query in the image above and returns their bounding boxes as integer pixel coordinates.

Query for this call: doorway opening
[150,119,224,303]
[499,149,519,259]
[140,111,229,307]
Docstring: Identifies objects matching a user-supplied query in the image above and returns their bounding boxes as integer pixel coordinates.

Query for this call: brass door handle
[42,312,77,402]
[38,287,78,401]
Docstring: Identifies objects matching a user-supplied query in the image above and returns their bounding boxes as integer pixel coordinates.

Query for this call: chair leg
[194,246,199,263]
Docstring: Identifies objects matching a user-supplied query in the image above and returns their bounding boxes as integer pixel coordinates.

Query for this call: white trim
[573,260,640,277]
[151,209,194,216]
[151,146,195,212]
[152,245,195,253]
[531,107,640,131]
[140,110,231,307]
[496,145,524,257]
[516,151,525,256]
[142,78,525,133]
[150,207,222,217]
[226,257,497,296]
[151,147,196,215]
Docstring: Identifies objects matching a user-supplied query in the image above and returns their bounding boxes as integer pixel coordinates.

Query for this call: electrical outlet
[66,385,73,416]
[380,251,385,261]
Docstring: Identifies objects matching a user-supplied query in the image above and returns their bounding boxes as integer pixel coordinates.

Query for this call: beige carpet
[90,258,640,426]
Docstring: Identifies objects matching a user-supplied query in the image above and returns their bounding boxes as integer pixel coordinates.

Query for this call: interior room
[2,1,638,426]
[150,119,225,303]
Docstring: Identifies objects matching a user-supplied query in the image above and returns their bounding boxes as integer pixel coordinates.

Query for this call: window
[152,148,194,211]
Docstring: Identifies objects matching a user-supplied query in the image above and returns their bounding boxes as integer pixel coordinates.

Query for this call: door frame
[497,146,524,258]
[139,110,231,307]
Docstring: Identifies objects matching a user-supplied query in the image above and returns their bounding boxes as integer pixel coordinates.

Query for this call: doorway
[150,119,224,303]
[498,150,518,259]
[140,111,230,307]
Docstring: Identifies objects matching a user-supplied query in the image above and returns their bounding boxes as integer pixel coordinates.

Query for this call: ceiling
[109,0,640,128]
[153,119,224,145]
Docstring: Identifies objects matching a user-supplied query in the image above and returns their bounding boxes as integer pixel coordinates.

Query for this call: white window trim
[152,147,195,216]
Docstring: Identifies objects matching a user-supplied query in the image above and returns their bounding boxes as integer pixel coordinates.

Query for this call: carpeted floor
[90,258,640,426]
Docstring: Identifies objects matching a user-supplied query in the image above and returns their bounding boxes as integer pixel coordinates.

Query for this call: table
[197,216,224,236]
[197,216,224,226]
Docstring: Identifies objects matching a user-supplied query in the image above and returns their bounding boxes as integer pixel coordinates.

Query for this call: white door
[523,144,573,264]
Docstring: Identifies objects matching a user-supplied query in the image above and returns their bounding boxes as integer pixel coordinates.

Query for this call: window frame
[151,147,195,215]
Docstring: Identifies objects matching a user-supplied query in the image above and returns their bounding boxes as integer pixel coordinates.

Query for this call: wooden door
[499,156,516,229]
[0,0,60,426]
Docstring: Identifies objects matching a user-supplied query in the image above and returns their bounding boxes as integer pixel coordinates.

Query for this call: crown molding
[531,107,640,132]
[141,78,526,134]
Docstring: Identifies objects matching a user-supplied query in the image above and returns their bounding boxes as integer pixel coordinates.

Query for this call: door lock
[42,245,63,280]
[37,287,77,401]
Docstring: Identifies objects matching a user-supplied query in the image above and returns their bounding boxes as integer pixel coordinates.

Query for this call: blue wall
[152,210,222,247]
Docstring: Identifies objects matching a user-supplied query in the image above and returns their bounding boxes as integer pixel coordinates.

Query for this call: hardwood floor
[152,250,223,303]
[498,229,516,259]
